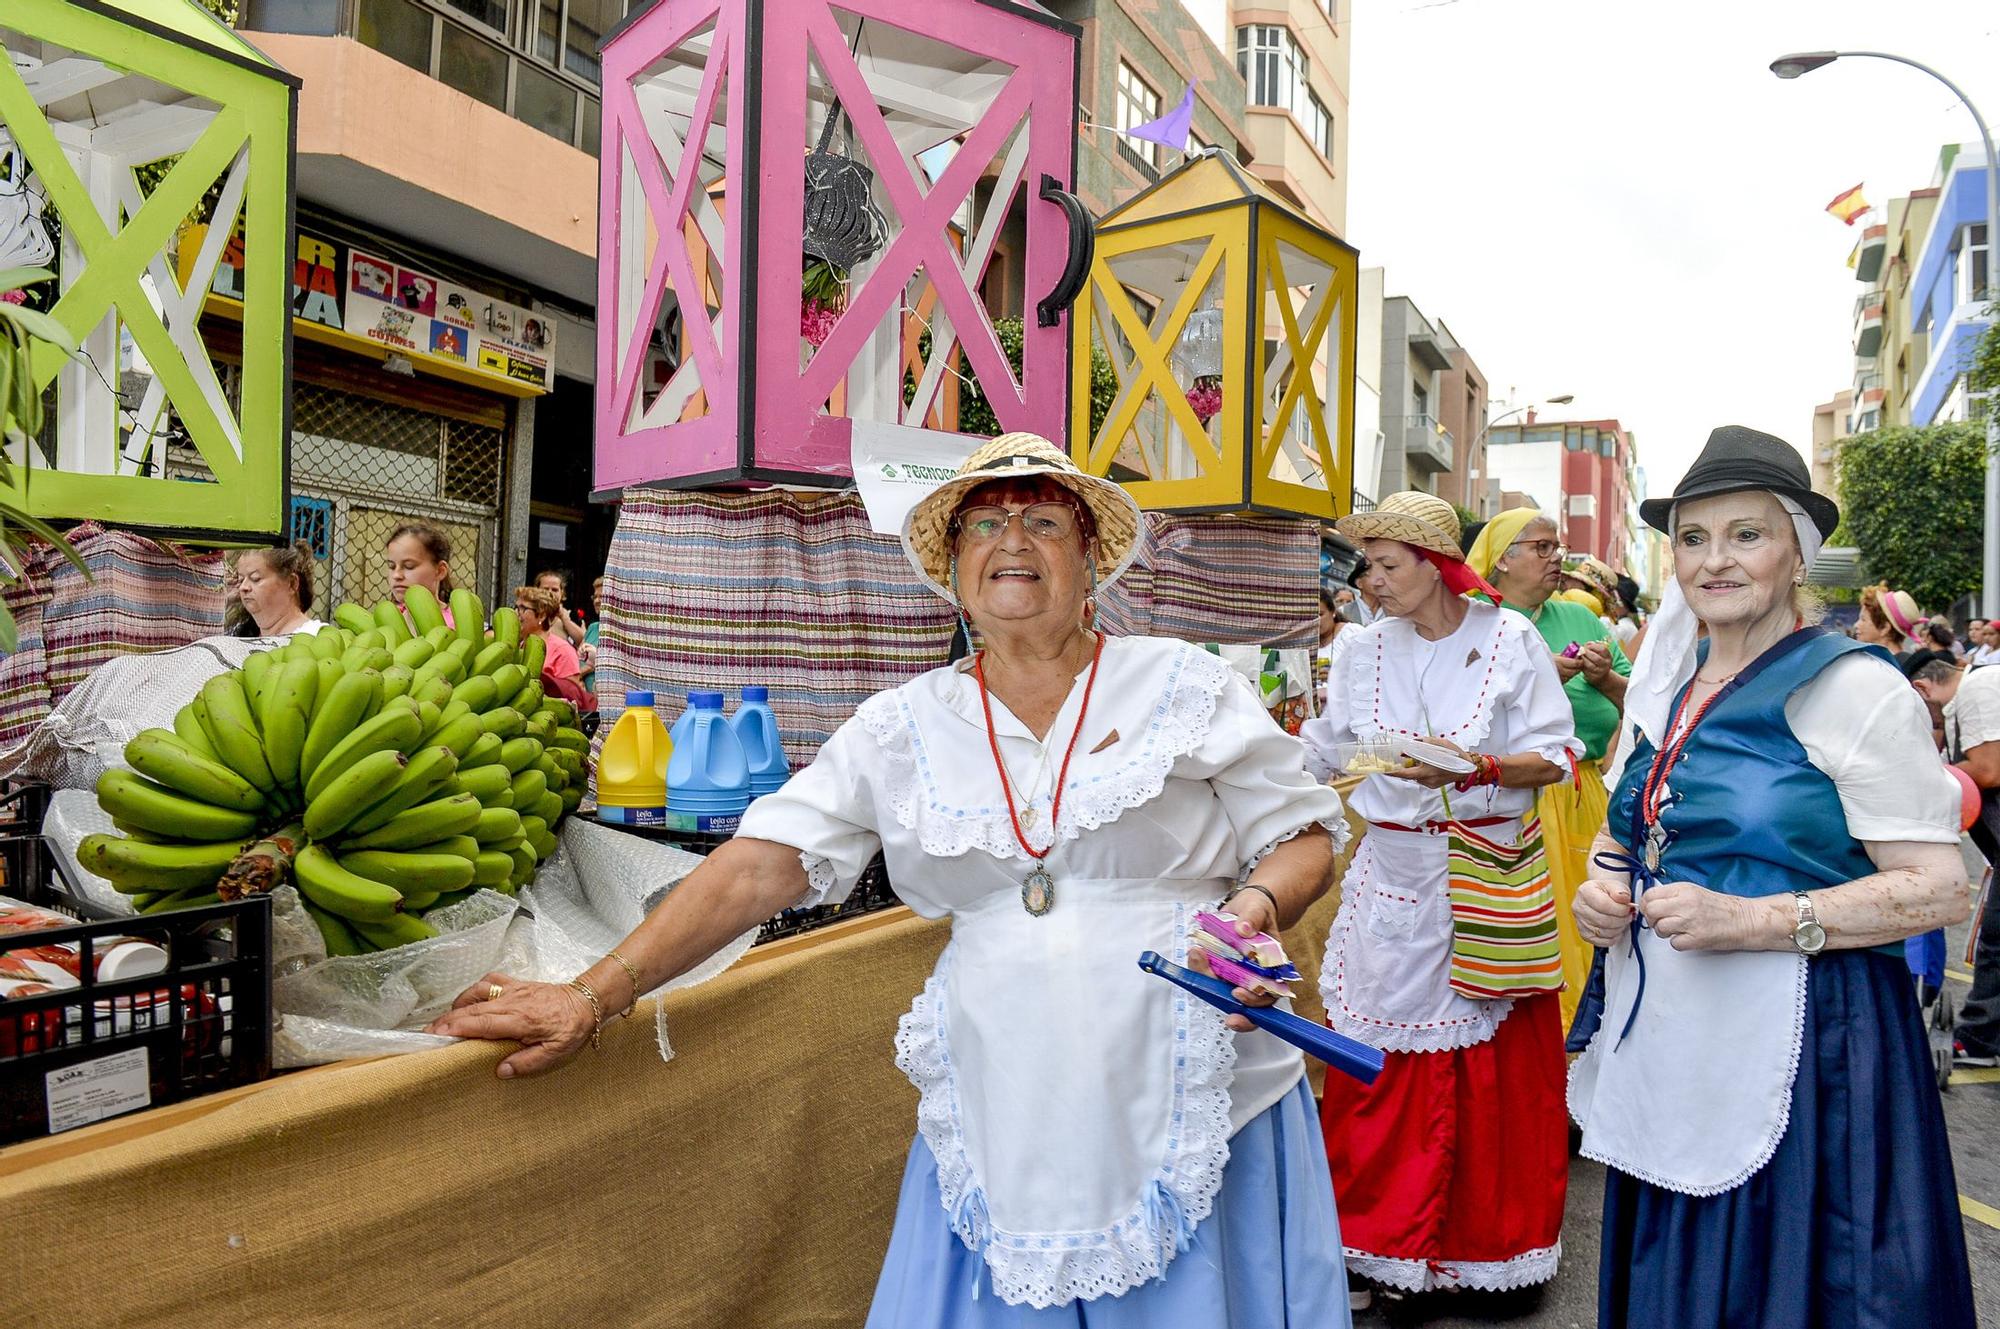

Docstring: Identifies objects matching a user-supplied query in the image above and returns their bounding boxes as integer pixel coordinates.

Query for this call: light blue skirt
[865,1078,1351,1328]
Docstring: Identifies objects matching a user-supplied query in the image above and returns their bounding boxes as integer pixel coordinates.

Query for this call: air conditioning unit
[1566,494,1597,518]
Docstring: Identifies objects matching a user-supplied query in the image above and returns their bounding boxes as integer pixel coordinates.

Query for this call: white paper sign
[45,1046,151,1134]
[849,421,979,536]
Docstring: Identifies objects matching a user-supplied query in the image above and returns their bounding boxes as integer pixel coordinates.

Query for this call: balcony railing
[1391,414,1454,473]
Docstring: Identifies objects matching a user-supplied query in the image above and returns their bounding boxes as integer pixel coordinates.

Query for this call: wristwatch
[1791,891,1826,956]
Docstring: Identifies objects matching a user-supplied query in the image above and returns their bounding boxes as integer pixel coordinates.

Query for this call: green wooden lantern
[0,0,295,537]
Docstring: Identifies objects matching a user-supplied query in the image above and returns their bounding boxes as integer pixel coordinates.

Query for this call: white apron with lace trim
[740,636,1347,1308]
[1568,928,1808,1195]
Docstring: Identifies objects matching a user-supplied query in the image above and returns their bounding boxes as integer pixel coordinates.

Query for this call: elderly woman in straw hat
[432,434,1356,1325]
[1462,511,1632,1036]
[1568,427,1973,1327]
[1299,492,1582,1303]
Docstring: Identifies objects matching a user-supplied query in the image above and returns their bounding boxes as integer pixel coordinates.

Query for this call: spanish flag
[1826,184,1870,225]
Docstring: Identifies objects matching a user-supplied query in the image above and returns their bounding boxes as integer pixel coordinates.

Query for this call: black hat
[1639,426,1839,539]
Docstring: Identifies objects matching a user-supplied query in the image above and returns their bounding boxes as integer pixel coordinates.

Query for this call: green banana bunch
[124,729,265,813]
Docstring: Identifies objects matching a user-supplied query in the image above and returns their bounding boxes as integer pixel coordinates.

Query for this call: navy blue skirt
[1598,949,1976,1328]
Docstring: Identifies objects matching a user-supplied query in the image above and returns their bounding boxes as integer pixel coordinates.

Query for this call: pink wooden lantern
[595,0,1088,492]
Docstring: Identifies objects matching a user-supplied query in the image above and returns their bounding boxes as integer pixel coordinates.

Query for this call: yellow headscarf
[1464,507,1544,580]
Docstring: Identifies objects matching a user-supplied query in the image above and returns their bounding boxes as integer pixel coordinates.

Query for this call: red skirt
[1319,991,1568,1292]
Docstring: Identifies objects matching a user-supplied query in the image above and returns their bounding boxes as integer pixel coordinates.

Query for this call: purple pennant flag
[1124,82,1196,152]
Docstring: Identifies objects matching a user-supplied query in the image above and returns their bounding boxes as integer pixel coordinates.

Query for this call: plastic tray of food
[1326,741,1414,777]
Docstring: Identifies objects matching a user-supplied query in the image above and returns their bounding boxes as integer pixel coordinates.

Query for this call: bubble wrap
[44,789,134,915]
[0,637,273,791]
[522,817,759,1062]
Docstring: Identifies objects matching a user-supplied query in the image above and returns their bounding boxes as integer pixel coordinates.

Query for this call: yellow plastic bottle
[596,690,670,828]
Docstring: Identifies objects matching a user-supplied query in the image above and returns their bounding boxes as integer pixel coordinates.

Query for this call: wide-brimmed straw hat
[1638,425,1839,538]
[900,433,1145,604]
[1336,491,1464,561]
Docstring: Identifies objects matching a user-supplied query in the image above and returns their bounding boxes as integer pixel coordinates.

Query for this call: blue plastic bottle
[666,691,751,834]
[730,686,790,799]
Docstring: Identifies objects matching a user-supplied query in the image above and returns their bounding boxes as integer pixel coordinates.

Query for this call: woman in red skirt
[1301,492,1581,1304]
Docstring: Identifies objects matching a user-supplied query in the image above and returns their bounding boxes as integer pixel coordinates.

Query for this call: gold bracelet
[604,949,641,1018]
[567,976,604,1050]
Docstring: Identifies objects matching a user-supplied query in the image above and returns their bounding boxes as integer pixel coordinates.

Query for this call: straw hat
[900,432,1145,604]
[1335,491,1464,561]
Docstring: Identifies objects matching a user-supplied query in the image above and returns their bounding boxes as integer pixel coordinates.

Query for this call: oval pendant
[1022,864,1055,917]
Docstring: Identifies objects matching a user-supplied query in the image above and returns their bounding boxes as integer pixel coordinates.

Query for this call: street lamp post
[1773,50,2000,618]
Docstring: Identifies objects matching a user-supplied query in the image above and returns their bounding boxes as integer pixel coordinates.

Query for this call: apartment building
[1482,416,1637,572]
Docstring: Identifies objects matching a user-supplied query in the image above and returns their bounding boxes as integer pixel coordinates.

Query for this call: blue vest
[1610,629,1885,912]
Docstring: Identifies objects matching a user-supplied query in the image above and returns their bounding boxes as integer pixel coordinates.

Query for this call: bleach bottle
[666,691,751,834]
[597,691,670,828]
[730,686,790,799]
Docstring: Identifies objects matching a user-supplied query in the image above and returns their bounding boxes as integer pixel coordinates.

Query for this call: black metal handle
[1036,173,1094,328]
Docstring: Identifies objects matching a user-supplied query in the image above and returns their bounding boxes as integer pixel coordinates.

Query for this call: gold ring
[486,984,506,1002]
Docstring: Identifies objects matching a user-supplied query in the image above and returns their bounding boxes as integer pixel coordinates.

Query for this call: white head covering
[1605,494,1824,790]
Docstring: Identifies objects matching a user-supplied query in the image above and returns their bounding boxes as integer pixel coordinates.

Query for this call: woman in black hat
[1566,427,1975,1327]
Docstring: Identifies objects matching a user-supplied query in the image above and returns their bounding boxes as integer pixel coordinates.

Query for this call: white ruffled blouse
[737,635,1347,1308]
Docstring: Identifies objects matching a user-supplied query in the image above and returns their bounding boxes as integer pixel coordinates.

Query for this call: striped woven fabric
[595,489,956,766]
[0,523,226,750]
[1096,512,1318,649]
[1445,816,1563,1001]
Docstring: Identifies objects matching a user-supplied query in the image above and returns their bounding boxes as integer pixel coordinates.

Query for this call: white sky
[1343,0,2000,496]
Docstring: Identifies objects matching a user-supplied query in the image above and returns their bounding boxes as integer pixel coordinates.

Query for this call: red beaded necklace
[972,630,1106,916]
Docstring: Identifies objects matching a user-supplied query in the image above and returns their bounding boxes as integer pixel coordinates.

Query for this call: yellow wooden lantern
[1071,152,1356,519]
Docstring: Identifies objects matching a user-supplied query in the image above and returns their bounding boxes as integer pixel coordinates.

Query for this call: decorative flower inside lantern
[800,100,890,348]
[1174,306,1225,426]
[0,125,56,302]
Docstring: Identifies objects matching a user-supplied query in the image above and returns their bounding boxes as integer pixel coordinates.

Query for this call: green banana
[544,698,577,726]
[473,806,522,845]
[471,640,514,677]
[335,848,475,895]
[452,674,499,715]
[520,635,546,679]
[507,844,538,879]
[559,785,584,814]
[300,670,382,786]
[518,815,549,847]
[124,729,265,812]
[334,603,377,635]
[393,637,436,670]
[472,850,514,886]
[460,733,505,770]
[450,589,485,644]
[443,637,478,664]
[241,650,275,713]
[487,834,527,852]
[305,902,367,957]
[305,748,409,840]
[522,713,555,745]
[347,746,459,834]
[428,713,484,759]
[414,700,441,738]
[141,889,221,915]
[509,769,547,809]
[424,625,455,649]
[423,699,471,739]
[354,912,441,949]
[428,650,466,685]
[379,664,415,702]
[533,790,563,826]
[195,674,278,794]
[499,736,542,773]
[173,703,221,761]
[373,598,414,646]
[412,834,482,861]
[412,672,454,709]
[344,792,484,851]
[352,628,387,651]
[479,706,525,739]
[304,698,422,803]
[551,727,590,753]
[404,584,449,637]
[94,769,260,842]
[313,658,345,713]
[490,607,520,650]
[294,844,403,923]
[509,680,545,717]
[258,659,319,789]
[455,764,513,805]
[78,832,244,893]
[487,663,526,701]
[307,627,347,662]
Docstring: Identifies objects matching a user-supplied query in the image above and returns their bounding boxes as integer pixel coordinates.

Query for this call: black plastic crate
[0,798,273,1144]
[600,821,901,943]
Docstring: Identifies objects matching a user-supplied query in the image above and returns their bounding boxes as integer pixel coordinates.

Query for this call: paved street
[1357,891,2000,1327]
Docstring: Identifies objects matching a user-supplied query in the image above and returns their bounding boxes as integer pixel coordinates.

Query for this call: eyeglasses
[1507,538,1566,561]
[952,502,1081,543]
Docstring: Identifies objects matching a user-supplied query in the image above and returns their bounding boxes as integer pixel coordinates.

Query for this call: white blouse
[737,635,1346,1308]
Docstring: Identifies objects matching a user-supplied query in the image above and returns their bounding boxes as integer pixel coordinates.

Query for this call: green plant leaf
[0,267,56,294]
[0,303,76,354]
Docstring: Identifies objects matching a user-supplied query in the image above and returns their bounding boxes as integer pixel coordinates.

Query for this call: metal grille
[289,495,333,558]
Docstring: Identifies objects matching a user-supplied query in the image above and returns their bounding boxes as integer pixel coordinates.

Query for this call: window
[439,20,509,108]
[440,0,508,35]
[514,62,577,139]
[1305,90,1332,158]
[1237,25,1304,115]
[357,0,433,71]
[1412,383,1428,419]
[1115,60,1162,171]
[1957,223,1990,304]
[564,0,618,84]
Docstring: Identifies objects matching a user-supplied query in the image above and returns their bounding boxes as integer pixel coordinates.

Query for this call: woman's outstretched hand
[1189,892,1282,1033]
[426,972,598,1079]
